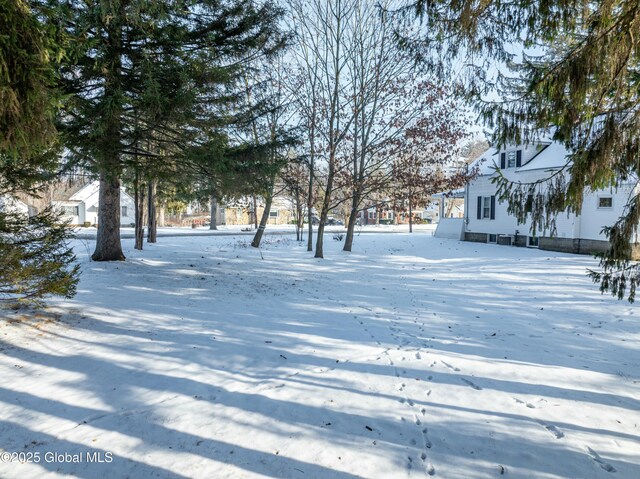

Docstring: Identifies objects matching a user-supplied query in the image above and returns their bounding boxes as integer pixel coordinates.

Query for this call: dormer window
[500,150,523,169]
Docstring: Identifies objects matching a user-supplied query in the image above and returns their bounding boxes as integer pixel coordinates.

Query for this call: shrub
[1,207,79,303]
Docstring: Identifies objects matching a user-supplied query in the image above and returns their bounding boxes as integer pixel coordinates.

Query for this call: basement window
[488,234,497,243]
[598,197,613,209]
[528,236,539,248]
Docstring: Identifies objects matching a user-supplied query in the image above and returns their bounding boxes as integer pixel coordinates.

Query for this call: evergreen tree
[403,0,640,300]
[0,0,79,303]
[53,0,286,261]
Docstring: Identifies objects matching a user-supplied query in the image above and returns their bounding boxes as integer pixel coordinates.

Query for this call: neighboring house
[0,196,29,216]
[220,195,295,226]
[53,181,135,226]
[357,194,464,226]
[461,140,638,256]
[358,207,394,225]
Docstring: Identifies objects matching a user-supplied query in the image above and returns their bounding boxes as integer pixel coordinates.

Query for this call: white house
[0,196,30,216]
[461,140,638,256]
[53,181,135,226]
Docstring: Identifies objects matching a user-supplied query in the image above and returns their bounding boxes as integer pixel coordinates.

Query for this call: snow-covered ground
[72,223,437,239]
[0,232,638,479]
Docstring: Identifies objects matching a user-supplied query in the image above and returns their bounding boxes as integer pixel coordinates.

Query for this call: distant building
[52,181,135,226]
[0,196,29,215]
[357,194,464,226]
[220,195,295,226]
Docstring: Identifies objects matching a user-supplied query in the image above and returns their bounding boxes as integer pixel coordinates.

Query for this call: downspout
[463,183,470,239]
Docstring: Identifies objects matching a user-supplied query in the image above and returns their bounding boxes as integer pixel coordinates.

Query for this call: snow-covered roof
[469,148,500,175]
[0,195,29,214]
[70,181,100,201]
[432,188,465,199]
[67,180,134,202]
[469,141,571,176]
[517,142,570,172]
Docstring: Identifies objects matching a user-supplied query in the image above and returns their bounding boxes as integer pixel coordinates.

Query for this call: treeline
[6,0,640,301]
[2,0,475,302]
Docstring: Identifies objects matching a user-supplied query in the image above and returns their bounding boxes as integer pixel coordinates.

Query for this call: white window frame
[488,234,497,243]
[63,205,79,216]
[269,210,279,218]
[482,196,491,219]
[507,151,517,168]
[121,206,128,217]
[528,236,539,248]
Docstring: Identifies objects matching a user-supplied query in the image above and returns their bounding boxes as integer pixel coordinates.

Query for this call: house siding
[55,181,136,226]
[465,144,639,258]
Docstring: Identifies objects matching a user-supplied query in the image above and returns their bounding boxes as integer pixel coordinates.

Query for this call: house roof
[469,148,500,175]
[50,180,90,201]
[65,180,134,203]
[70,181,100,201]
[0,195,29,213]
[470,140,571,176]
[432,188,465,199]
[517,142,571,172]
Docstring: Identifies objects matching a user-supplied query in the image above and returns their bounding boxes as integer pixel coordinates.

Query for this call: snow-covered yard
[0,233,638,479]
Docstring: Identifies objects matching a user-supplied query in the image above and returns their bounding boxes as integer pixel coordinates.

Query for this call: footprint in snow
[514,397,536,408]
[539,421,564,439]
[460,378,482,390]
[425,461,436,476]
[586,447,616,472]
[441,360,460,372]
[421,427,432,449]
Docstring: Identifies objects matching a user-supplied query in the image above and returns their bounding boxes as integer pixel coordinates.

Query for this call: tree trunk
[251,191,273,248]
[298,193,305,242]
[307,159,314,252]
[343,193,360,252]
[147,180,157,243]
[294,188,302,241]
[92,13,124,262]
[134,171,145,251]
[210,193,218,230]
[307,205,313,251]
[315,174,334,258]
[157,205,165,227]
[252,195,258,229]
[92,173,125,261]
[409,196,413,233]
[315,220,326,258]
